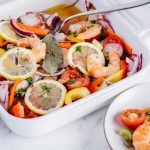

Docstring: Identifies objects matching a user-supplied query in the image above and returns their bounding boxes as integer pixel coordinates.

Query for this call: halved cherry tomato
[66,76,90,90]
[120,60,128,78]
[120,109,146,129]
[61,68,82,83]
[101,35,122,47]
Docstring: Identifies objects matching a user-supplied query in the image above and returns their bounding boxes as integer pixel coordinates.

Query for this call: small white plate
[104,83,150,150]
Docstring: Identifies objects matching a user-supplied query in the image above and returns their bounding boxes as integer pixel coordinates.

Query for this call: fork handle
[64,0,150,22]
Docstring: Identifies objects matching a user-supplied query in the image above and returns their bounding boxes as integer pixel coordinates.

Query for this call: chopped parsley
[76,45,82,53]
[26,77,33,85]
[41,86,51,92]
[90,20,96,24]
[146,111,150,116]
[72,31,77,37]
[68,79,75,85]
[23,57,29,62]
[16,88,26,98]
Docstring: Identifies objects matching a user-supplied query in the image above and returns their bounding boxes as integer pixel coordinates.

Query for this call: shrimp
[132,122,150,150]
[87,50,120,78]
[17,37,46,62]
[69,21,102,40]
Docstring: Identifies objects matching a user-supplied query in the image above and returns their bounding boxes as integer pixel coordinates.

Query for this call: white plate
[104,83,150,150]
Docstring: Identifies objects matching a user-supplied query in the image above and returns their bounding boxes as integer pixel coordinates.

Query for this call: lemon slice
[67,42,105,75]
[0,21,20,44]
[0,47,37,80]
[25,80,67,115]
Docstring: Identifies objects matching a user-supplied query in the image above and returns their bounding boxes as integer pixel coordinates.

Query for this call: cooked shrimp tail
[17,37,46,62]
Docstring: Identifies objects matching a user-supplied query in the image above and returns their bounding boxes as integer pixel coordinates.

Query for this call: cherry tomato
[66,76,90,90]
[61,68,82,83]
[102,35,122,47]
[120,109,146,129]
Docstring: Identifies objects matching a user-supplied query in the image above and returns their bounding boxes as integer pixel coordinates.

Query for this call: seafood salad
[118,108,150,150]
[0,0,142,118]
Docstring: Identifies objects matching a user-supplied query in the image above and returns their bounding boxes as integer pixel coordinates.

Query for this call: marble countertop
[0,0,150,150]
[0,107,110,150]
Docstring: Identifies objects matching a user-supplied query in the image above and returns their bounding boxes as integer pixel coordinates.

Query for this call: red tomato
[11,102,25,118]
[61,68,82,83]
[24,111,39,118]
[102,35,122,47]
[89,85,99,93]
[120,60,128,79]
[0,75,4,81]
[66,76,90,90]
[120,109,146,129]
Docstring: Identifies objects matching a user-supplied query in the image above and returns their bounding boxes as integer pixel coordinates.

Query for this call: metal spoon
[58,0,150,32]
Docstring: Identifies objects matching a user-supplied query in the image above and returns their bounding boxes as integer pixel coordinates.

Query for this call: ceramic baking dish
[0,0,150,137]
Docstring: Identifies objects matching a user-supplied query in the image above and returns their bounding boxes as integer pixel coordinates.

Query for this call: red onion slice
[0,85,8,103]
[127,57,139,76]
[85,0,96,11]
[10,19,33,36]
[129,54,142,71]
[46,13,62,34]
[4,89,9,110]
[103,43,123,57]
[97,15,114,32]
[126,57,134,72]
[35,71,50,77]
[126,54,141,76]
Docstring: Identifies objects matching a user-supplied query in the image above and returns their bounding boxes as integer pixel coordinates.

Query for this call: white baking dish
[0,0,150,137]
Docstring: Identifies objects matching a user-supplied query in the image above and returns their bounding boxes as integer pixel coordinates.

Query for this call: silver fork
[58,0,150,32]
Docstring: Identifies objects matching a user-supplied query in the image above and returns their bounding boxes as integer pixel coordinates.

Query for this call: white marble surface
[0,0,150,150]
[0,107,109,150]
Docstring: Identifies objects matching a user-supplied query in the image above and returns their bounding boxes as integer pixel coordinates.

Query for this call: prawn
[17,37,46,62]
[132,122,150,150]
[69,21,102,40]
[87,50,120,78]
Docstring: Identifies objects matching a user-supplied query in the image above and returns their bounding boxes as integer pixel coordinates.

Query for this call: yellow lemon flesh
[0,21,20,44]
[99,70,124,90]
[65,87,90,105]
[0,48,6,57]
